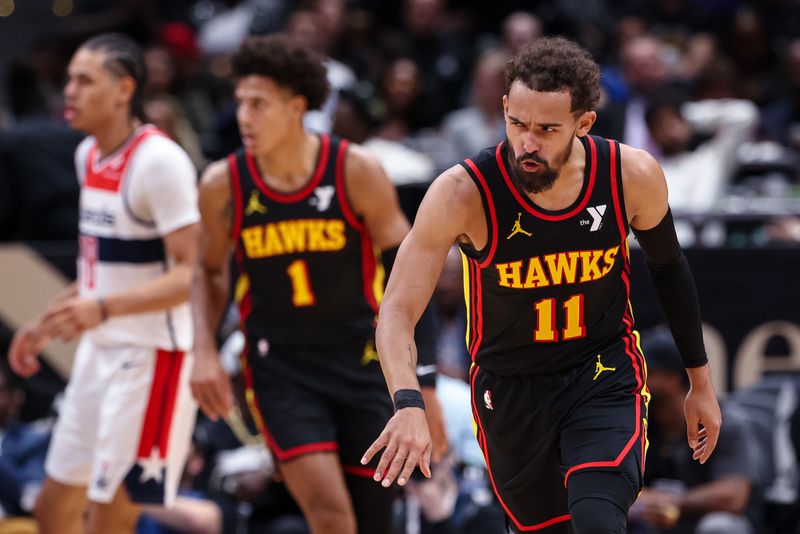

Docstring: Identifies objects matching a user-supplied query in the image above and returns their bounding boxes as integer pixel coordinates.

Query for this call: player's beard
[507,138,574,194]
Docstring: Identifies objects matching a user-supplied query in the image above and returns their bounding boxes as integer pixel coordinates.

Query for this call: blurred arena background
[0,0,798,533]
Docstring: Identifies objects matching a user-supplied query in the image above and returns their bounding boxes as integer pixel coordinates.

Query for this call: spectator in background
[631,328,762,534]
[144,94,207,171]
[619,35,671,153]
[644,89,758,214]
[286,7,356,134]
[724,7,781,107]
[0,362,50,527]
[502,12,542,56]
[438,49,507,168]
[378,58,428,141]
[333,88,435,187]
[762,39,800,153]
[380,0,471,128]
[0,61,83,242]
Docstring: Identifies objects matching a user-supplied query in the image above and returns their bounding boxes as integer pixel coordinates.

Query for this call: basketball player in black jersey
[189,35,446,534]
[364,37,722,533]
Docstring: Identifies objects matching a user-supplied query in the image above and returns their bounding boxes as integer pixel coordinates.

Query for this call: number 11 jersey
[460,136,635,375]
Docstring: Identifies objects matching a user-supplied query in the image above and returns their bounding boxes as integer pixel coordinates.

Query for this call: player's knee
[303,492,356,534]
[568,471,636,534]
[570,497,627,533]
[87,502,140,534]
[33,481,82,529]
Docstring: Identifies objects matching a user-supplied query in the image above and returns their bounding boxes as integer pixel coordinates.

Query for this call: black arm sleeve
[381,245,438,387]
[632,209,708,368]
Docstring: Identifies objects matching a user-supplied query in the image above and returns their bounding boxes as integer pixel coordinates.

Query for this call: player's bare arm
[344,144,410,249]
[189,159,235,421]
[345,144,452,459]
[361,165,484,487]
[621,144,722,464]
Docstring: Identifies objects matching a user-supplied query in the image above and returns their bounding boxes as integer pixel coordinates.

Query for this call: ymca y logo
[309,185,335,212]
[585,205,606,232]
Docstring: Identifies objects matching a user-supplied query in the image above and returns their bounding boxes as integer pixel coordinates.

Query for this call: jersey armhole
[334,139,367,233]
[459,160,496,266]
[608,139,630,241]
[228,153,244,242]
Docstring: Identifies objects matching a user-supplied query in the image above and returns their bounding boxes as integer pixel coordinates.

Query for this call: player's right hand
[361,407,432,487]
[190,350,233,421]
[8,323,48,377]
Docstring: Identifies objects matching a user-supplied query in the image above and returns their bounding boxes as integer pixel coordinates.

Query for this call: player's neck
[255,129,319,187]
[93,114,141,160]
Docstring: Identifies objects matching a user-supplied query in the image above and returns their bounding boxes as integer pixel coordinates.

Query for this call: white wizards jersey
[76,125,199,350]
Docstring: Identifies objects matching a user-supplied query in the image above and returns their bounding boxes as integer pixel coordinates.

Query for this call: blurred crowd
[1,0,799,533]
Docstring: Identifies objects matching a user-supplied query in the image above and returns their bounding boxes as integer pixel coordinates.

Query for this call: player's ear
[576,110,596,136]
[289,94,307,118]
[117,75,136,112]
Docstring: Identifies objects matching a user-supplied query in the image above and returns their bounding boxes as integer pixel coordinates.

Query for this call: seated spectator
[438,49,507,168]
[0,362,50,525]
[644,89,758,214]
[631,328,763,534]
[762,39,800,153]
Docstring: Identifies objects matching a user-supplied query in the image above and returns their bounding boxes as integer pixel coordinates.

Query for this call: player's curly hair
[504,37,600,113]
[232,34,329,111]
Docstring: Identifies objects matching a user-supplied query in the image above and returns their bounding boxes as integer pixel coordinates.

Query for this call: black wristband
[393,389,425,412]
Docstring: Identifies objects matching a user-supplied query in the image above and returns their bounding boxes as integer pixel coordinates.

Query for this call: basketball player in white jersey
[7,33,200,534]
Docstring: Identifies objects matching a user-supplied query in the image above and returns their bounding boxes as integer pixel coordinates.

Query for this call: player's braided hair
[504,37,601,113]
[81,33,148,122]
[232,34,329,111]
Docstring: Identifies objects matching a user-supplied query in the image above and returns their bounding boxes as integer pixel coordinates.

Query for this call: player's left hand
[40,296,104,341]
[684,367,721,464]
[361,407,432,487]
[421,386,449,462]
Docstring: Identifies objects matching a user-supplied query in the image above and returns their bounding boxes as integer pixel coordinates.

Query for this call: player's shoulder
[419,164,482,219]
[618,142,665,190]
[199,158,231,193]
[136,132,192,167]
[342,140,382,177]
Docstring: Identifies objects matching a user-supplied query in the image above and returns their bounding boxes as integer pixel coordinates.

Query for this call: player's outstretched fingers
[361,432,388,468]
[381,444,410,487]
[420,442,432,479]
[699,420,720,464]
[372,441,398,483]
[686,414,700,450]
[396,449,421,486]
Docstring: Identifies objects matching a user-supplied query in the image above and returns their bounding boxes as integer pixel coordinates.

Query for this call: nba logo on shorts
[484,390,494,410]
[258,338,270,357]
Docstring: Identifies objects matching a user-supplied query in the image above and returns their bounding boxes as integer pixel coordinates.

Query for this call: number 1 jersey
[460,136,637,375]
[229,134,379,349]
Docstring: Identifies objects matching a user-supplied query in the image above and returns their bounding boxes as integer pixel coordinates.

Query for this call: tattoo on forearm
[407,344,415,371]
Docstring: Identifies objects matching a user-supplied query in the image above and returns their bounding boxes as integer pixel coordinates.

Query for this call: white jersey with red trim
[75,125,199,350]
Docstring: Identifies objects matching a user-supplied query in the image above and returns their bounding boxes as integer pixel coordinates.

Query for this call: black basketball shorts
[469,338,649,532]
[242,336,392,478]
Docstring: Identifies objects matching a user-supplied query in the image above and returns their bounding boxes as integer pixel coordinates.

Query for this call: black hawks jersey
[460,135,640,375]
[228,134,379,349]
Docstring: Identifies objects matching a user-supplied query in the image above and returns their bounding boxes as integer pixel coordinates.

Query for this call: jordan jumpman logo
[245,190,268,216]
[593,354,616,380]
[507,212,533,239]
